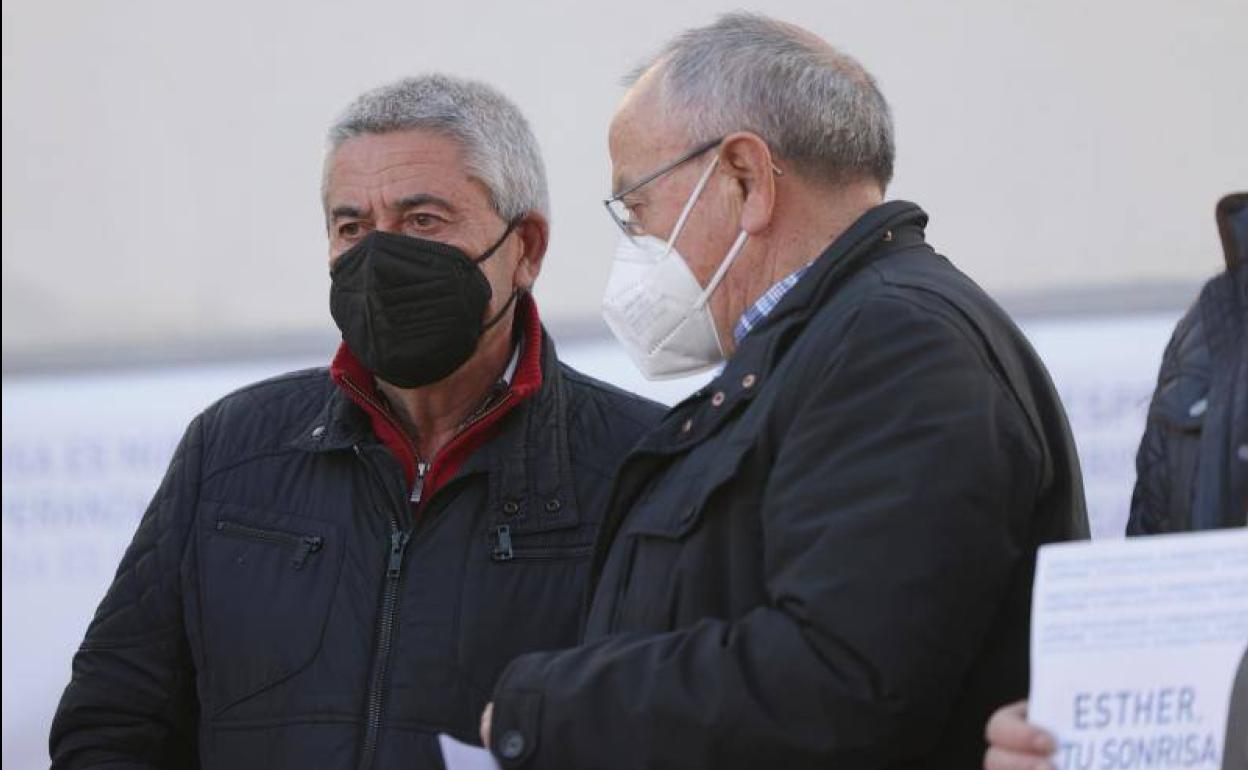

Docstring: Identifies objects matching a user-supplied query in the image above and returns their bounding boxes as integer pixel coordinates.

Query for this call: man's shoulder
[795,247,1053,416]
[867,245,1004,320]
[811,245,1024,359]
[199,366,334,443]
[558,363,666,430]
[796,248,979,345]
[206,366,331,412]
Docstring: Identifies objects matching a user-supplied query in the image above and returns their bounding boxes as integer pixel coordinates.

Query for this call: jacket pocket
[197,503,343,713]
[455,515,595,699]
[214,519,325,568]
[606,437,757,632]
[488,524,594,561]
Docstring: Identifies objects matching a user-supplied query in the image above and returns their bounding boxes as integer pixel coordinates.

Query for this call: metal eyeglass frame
[602,136,724,237]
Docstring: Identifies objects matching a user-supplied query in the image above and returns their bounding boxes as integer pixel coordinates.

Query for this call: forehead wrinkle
[330,164,471,216]
[610,128,698,198]
[332,156,466,189]
[328,131,469,183]
[326,132,505,225]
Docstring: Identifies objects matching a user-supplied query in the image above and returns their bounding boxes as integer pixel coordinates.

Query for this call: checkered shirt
[732,265,811,344]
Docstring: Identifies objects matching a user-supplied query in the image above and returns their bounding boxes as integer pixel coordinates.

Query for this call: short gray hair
[629,13,895,189]
[325,74,550,220]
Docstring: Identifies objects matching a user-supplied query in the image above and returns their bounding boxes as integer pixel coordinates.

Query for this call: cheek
[478,248,521,300]
[640,208,676,241]
[673,219,734,286]
[702,185,742,234]
[328,244,350,269]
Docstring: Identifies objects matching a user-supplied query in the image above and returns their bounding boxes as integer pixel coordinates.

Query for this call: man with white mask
[598,134,758,378]
[479,13,1089,769]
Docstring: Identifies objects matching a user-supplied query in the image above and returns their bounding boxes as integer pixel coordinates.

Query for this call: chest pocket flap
[626,434,755,540]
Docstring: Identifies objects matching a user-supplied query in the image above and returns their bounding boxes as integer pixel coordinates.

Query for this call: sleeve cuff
[490,689,542,767]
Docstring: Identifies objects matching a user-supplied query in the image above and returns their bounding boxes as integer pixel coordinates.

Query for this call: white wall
[2,0,1245,358]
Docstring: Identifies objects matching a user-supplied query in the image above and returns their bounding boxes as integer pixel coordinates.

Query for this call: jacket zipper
[342,375,513,506]
[490,524,593,562]
[410,462,429,504]
[214,519,324,569]
[413,392,515,504]
[341,377,431,505]
[353,445,412,770]
[346,383,516,767]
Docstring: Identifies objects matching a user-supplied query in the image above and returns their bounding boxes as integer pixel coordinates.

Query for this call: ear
[512,211,549,290]
[719,131,777,236]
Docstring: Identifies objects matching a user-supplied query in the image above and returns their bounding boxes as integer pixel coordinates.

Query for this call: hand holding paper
[985,701,1057,770]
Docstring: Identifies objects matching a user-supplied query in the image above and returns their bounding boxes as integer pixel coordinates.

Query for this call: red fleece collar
[330,293,544,513]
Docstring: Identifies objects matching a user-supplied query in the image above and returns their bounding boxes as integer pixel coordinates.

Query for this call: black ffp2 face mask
[329,222,519,388]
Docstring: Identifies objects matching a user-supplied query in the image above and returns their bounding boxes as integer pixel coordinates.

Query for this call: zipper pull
[410,462,429,504]
[387,529,410,578]
[291,535,324,570]
[491,525,514,562]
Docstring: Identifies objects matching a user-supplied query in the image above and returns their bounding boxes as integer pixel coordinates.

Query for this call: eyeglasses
[603,137,724,237]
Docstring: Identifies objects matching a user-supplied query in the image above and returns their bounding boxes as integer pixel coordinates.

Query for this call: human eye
[623,200,645,226]
[336,220,369,242]
[405,211,447,234]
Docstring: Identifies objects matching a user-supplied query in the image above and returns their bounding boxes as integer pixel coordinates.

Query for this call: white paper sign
[438,733,501,770]
[1029,529,1248,770]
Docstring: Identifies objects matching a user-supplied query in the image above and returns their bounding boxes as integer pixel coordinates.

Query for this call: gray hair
[325,74,550,220]
[628,13,895,189]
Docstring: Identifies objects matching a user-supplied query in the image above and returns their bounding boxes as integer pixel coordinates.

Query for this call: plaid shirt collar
[732,264,811,344]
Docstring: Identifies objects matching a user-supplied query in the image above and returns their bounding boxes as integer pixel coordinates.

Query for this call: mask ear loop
[648,227,750,356]
[662,153,721,258]
[474,218,521,264]
[475,217,525,330]
[481,288,521,331]
[647,146,740,358]
[694,230,749,309]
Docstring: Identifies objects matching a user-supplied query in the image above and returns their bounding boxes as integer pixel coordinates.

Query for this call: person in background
[48,75,662,770]
[1129,191,1247,533]
[983,191,1248,770]
[479,13,1089,769]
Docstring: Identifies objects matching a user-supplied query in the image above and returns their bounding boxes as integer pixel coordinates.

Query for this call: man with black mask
[48,74,662,770]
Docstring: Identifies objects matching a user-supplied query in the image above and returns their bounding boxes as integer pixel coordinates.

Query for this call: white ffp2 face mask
[601,155,750,380]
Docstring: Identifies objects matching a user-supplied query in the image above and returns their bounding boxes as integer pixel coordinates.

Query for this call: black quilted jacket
[48,331,662,770]
[1127,261,1248,533]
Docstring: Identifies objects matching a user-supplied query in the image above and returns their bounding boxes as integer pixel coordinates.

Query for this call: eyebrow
[328,193,458,221]
[329,205,365,221]
[395,193,457,214]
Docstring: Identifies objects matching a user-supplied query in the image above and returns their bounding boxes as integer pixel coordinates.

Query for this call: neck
[376,314,515,460]
[718,179,883,355]
[770,179,883,281]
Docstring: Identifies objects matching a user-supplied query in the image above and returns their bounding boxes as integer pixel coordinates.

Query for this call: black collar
[639,200,930,452]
